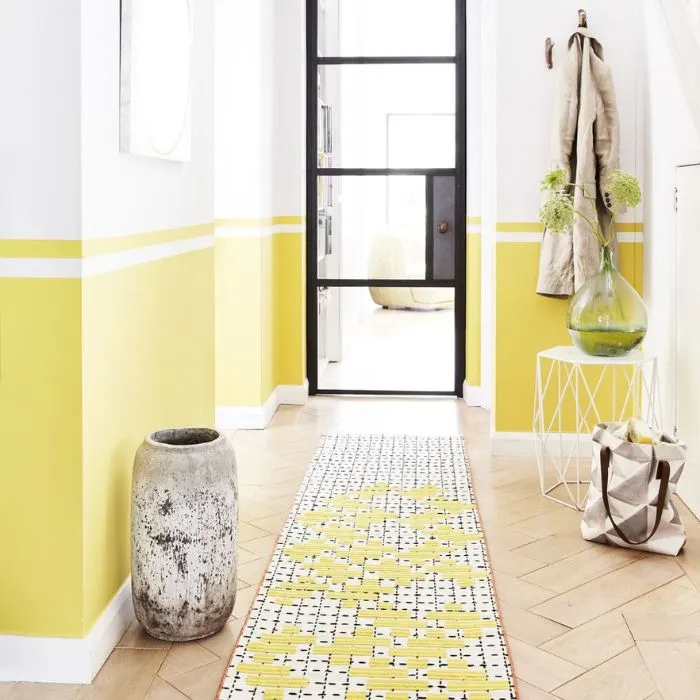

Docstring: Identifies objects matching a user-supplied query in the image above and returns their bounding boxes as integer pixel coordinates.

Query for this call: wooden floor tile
[493,572,557,609]
[236,547,261,566]
[484,526,538,552]
[540,612,634,670]
[157,643,218,682]
[553,647,657,700]
[117,620,172,651]
[624,612,700,643]
[247,512,290,534]
[144,678,189,699]
[76,648,168,699]
[620,577,700,617]
[506,637,585,692]
[488,493,563,528]
[488,545,547,577]
[3,684,83,700]
[638,641,700,700]
[522,545,644,594]
[239,534,279,559]
[513,532,593,565]
[516,680,559,699]
[167,659,229,700]
[532,557,683,627]
[198,619,245,660]
[237,522,269,543]
[505,506,581,541]
[236,558,271,586]
[498,601,569,647]
[231,586,259,619]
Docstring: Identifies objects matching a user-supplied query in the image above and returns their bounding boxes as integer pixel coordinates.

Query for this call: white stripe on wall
[495,232,542,243]
[0,236,214,280]
[0,258,82,279]
[82,236,214,277]
[215,224,305,238]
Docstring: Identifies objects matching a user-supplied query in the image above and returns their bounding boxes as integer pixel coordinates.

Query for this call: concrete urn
[131,428,238,641]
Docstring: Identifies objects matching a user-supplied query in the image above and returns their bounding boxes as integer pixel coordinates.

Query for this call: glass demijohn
[567,246,648,357]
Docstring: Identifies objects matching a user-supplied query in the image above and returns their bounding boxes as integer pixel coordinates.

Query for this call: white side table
[533,346,662,510]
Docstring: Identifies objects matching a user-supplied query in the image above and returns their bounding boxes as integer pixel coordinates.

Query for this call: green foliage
[539,167,642,247]
[608,170,642,208]
[539,191,574,233]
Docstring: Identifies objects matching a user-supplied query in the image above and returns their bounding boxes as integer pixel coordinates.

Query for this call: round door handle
[437,221,449,234]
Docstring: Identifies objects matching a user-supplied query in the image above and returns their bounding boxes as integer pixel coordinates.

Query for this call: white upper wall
[494,0,644,223]
[214,0,280,220]
[0,0,82,240]
[81,0,214,237]
[643,0,700,428]
[466,0,482,218]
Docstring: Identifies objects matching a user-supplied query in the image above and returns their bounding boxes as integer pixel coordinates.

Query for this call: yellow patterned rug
[218,435,517,699]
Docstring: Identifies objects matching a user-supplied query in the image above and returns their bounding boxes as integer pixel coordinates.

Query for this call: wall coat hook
[545,37,554,69]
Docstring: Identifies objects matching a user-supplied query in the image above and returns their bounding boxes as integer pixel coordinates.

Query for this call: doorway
[306,0,467,396]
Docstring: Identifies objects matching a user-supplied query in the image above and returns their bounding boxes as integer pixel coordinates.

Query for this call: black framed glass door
[306,0,466,396]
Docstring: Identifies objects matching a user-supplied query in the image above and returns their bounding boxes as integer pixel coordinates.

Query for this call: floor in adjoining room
[3,397,700,699]
[319,307,454,392]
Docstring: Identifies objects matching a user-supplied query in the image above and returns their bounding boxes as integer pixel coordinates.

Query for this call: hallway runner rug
[218,434,517,700]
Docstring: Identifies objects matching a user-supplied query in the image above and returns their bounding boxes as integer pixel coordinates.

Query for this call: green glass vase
[567,246,648,357]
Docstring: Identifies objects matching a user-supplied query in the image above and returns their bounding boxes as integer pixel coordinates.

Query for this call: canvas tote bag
[581,422,687,555]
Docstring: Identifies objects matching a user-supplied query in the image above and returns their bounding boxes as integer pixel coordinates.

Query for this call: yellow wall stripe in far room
[466,216,482,225]
[0,224,214,260]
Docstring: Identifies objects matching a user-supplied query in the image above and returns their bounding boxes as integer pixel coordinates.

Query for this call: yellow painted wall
[215,236,265,407]
[273,233,305,387]
[81,244,215,633]
[215,220,306,409]
[0,278,84,636]
[495,231,644,433]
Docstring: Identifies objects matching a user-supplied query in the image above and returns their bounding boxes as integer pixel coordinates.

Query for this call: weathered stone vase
[131,428,238,641]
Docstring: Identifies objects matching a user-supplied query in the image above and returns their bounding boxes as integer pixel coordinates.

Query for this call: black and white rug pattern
[219,434,517,699]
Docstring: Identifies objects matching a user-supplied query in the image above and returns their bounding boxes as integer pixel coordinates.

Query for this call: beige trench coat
[537,28,622,298]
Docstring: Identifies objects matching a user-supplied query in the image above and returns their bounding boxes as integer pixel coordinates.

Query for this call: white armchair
[368,231,454,310]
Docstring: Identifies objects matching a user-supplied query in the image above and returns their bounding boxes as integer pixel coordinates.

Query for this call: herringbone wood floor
[3,398,699,699]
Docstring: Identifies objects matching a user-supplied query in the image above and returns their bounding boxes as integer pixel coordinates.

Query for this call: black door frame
[305,0,467,397]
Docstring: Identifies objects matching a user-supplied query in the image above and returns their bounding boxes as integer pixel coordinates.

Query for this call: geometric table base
[533,346,661,510]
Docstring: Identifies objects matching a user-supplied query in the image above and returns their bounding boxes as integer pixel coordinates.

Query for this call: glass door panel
[317,286,455,392]
[317,175,456,282]
[317,64,455,169]
[319,0,455,57]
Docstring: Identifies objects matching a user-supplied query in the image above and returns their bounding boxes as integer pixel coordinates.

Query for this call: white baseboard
[0,578,133,684]
[462,382,484,407]
[277,379,309,405]
[216,380,309,430]
[491,431,593,457]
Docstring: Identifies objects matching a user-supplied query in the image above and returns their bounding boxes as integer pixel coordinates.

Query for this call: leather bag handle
[599,446,671,546]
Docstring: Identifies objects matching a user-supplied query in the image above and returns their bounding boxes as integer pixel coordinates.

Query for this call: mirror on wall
[119,0,193,161]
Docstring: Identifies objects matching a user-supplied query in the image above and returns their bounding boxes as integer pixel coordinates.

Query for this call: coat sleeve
[592,57,623,214]
[550,36,583,179]
[536,38,583,298]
